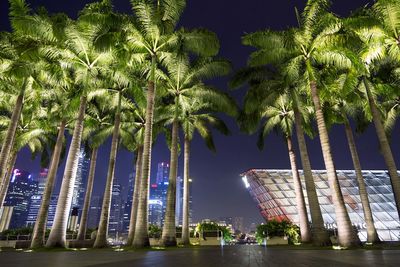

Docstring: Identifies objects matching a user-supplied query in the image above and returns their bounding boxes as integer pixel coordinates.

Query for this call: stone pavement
[1,245,399,267]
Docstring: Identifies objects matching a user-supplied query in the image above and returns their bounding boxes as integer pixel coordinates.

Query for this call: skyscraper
[156,162,169,184]
[4,169,38,229]
[176,176,183,225]
[109,181,123,236]
[122,172,135,233]
[71,148,90,214]
[150,162,170,226]
[26,169,48,227]
[87,195,102,229]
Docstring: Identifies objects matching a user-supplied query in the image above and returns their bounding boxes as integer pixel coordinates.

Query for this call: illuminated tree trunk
[293,101,330,245]
[286,136,311,243]
[94,95,121,248]
[364,77,400,220]
[309,77,360,247]
[46,96,87,248]
[127,146,143,245]
[181,136,190,245]
[343,117,379,244]
[77,147,98,241]
[133,55,157,248]
[161,120,178,247]
[31,119,66,248]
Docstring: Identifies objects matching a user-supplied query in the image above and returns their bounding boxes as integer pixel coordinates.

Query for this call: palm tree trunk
[127,146,143,245]
[161,120,179,247]
[0,83,26,202]
[46,96,87,248]
[293,100,330,246]
[0,151,18,208]
[364,77,400,219]
[181,136,190,245]
[309,78,360,247]
[31,119,66,248]
[94,98,121,248]
[343,116,380,244]
[76,147,98,241]
[133,55,157,248]
[286,136,311,243]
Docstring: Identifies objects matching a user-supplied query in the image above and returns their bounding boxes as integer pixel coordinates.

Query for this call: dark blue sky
[1,0,399,227]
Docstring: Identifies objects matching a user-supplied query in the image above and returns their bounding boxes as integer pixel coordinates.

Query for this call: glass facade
[242,169,400,242]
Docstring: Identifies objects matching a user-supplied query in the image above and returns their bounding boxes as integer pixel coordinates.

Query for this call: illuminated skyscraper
[109,181,123,236]
[4,169,38,229]
[26,169,49,227]
[122,172,135,233]
[87,195,102,229]
[150,162,170,225]
[71,148,90,213]
[156,162,169,184]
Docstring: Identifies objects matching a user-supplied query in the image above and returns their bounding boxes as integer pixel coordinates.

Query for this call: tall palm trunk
[0,82,26,200]
[31,119,66,248]
[161,120,179,247]
[0,151,18,208]
[343,116,379,244]
[181,136,190,245]
[77,147,98,241]
[364,77,400,219]
[127,146,143,245]
[293,101,330,246]
[133,55,157,248]
[46,96,87,248]
[309,77,360,247]
[94,97,121,248]
[286,136,311,243]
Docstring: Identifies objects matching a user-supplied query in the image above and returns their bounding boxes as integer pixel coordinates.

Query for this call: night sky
[1,0,400,228]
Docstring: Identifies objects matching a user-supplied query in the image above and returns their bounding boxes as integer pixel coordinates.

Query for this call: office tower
[176,176,183,225]
[109,181,123,236]
[87,195,102,229]
[156,162,169,184]
[148,199,163,226]
[242,169,400,241]
[122,172,135,233]
[26,168,48,227]
[4,169,38,229]
[71,148,90,213]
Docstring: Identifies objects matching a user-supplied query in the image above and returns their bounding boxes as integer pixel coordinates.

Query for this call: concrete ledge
[266,237,289,245]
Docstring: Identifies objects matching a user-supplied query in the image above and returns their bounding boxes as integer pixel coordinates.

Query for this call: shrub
[255,220,300,244]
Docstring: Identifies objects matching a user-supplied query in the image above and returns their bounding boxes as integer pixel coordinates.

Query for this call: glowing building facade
[242,169,400,242]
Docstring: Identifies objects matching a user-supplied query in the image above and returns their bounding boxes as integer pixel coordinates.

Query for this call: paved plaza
[1,245,400,267]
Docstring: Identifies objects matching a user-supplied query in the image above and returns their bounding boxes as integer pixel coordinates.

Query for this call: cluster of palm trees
[0,0,237,249]
[234,0,400,247]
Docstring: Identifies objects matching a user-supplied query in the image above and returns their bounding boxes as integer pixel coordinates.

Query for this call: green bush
[148,224,162,238]
[255,220,300,244]
[0,227,33,236]
[195,221,233,242]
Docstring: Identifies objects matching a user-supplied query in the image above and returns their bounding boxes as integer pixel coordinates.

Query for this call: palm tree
[242,0,361,247]
[127,0,220,248]
[243,92,311,243]
[231,67,330,245]
[44,2,115,247]
[322,72,380,244]
[346,0,400,219]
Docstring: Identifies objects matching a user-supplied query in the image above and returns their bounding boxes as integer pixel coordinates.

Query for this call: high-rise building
[4,169,38,229]
[242,169,400,241]
[176,176,183,225]
[156,162,169,184]
[26,168,48,227]
[87,195,102,229]
[109,181,123,236]
[122,172,135,233]
[148,199,163,226]
[71,148,90,214]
